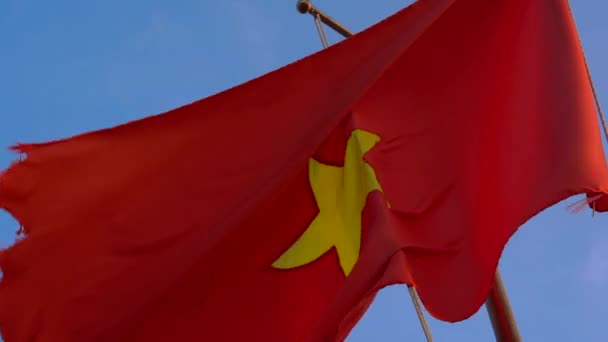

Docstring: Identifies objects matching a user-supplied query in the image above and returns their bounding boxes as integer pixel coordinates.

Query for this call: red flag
[1,0,607,341]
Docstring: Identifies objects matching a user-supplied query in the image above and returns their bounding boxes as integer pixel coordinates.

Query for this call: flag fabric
[1,0,607,341]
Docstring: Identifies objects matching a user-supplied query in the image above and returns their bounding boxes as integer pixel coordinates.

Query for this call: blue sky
[1,0,607,340]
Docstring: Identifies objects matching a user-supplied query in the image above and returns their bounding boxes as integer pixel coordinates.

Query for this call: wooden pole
[485,271,522,341]
[408,286,434,342]
[296,0,353,38]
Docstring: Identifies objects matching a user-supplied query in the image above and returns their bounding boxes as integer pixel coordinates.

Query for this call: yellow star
[272,129,385,276]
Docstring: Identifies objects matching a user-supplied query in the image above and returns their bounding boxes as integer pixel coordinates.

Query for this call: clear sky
[0,1,607,341]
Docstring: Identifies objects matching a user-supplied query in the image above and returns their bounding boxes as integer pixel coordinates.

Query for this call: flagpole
[485,271,522,342]
[407,286,433,342]
[296,0,353,38]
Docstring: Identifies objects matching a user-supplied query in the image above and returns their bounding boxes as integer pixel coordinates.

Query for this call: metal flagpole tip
[296,0,312,14]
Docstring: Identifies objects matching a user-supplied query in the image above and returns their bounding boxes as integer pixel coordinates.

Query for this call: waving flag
[1,0,607,341]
